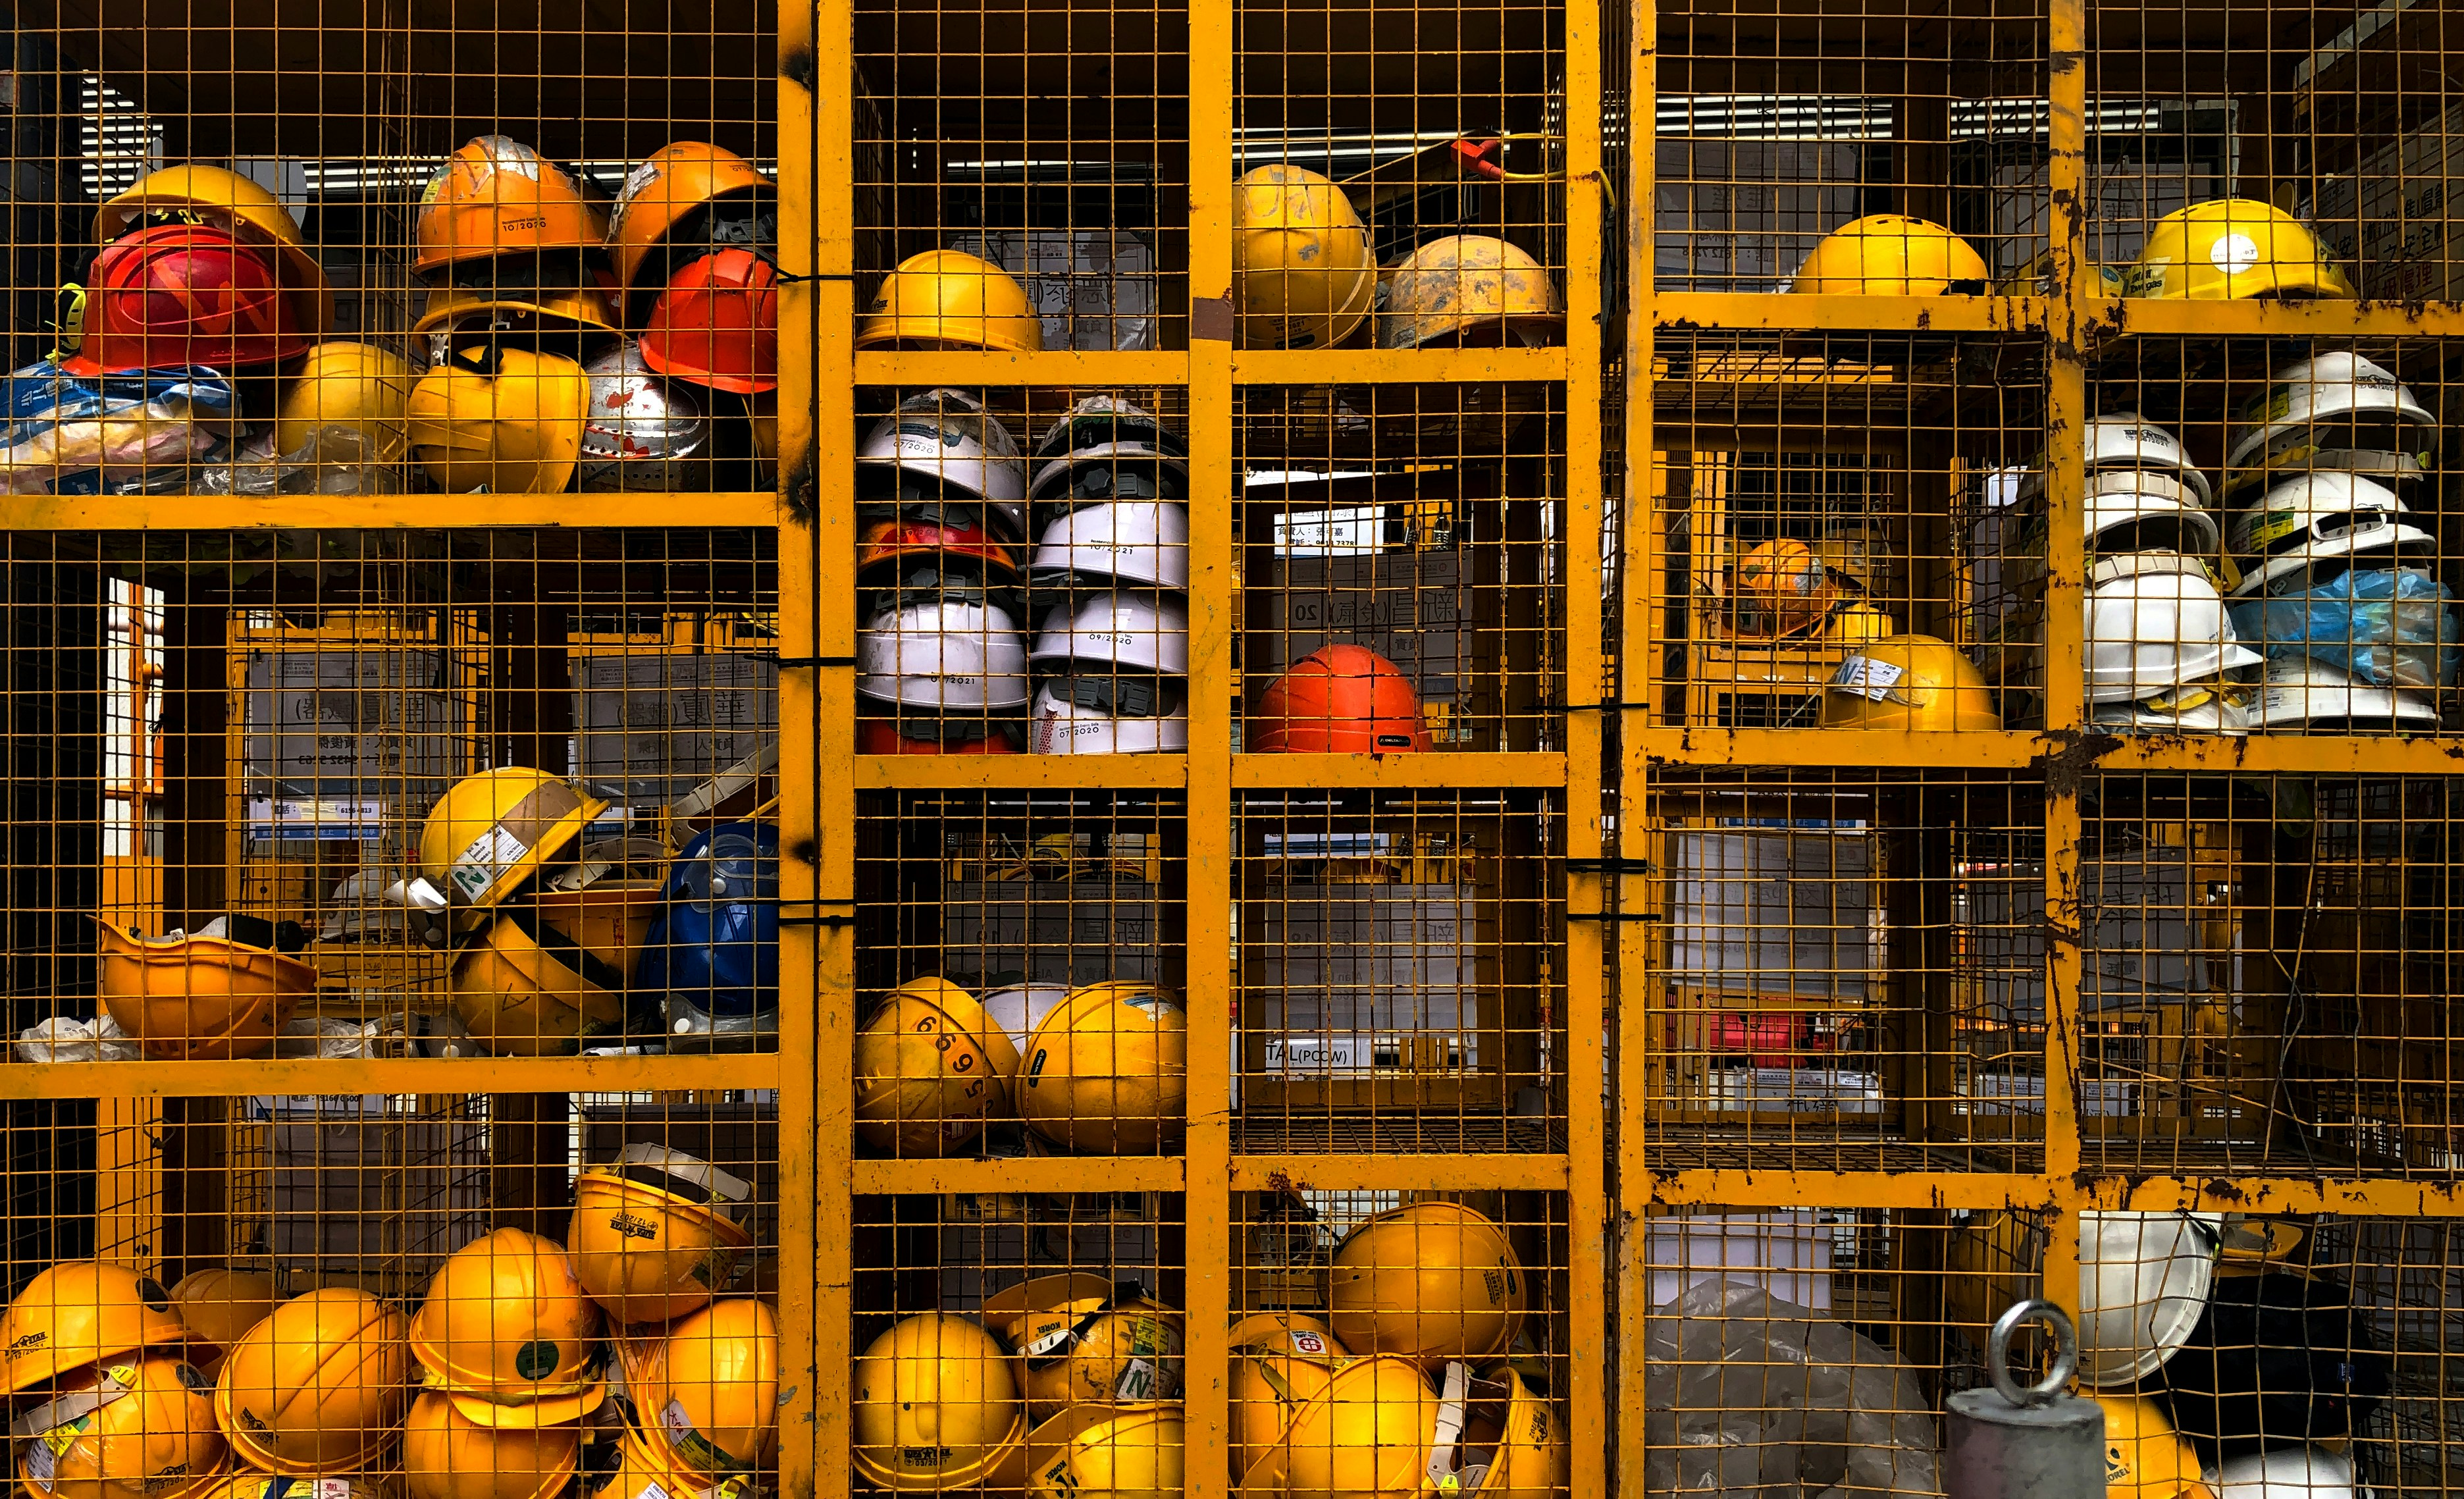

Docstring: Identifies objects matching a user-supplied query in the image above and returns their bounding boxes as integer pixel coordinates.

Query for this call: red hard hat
[856,716,1022,754]
[1251,644,1431,754]
[639,248,779,393]
[61,224,313,375]
[856,513,1019,579]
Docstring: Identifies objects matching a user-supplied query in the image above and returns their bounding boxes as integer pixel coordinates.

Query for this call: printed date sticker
[1829,655,1904,700]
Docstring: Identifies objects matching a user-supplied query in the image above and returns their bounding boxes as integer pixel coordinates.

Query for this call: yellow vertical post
[1613,0,1658,1487]
[775,0,852,1492]
[1561,0,1611,1473]
[1182,0,1238,1490]
[2041,0,2091,1317]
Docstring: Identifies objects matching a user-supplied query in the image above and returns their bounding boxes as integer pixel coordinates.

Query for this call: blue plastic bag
[639,822,779,1022]
[2228,565,2459,688]
[0,360,235,495]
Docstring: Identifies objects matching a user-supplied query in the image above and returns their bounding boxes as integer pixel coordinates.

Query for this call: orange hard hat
[607,143,772,297]
[415,136,602,273]
[855,514,1020,580]
[639,250,779,394]
[60,225,313,375]
[1251,644,1430,754]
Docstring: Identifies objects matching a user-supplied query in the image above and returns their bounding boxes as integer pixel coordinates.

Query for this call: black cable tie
[772,270,860,284]
[1565,910,1662,923]
[1561,701,1656,713]
[765,654,858,668]
[777,913,858,928]
[1566,856,1656,874]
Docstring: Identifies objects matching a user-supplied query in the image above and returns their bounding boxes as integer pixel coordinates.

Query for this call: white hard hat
[2248,656,2440,735]
[2022,412,2213,508]
[2083,471,2221,559]
[1026,396,1190,512]
[2226,473,2434,598]
[2220,442,2428,508]
[2207,1447,2359,1499]
[1030,590,1190,673]
[856,387,1030,517]
[2084,552,2263,704]
[578,342,710,492]
[2089,677,2251,735]
[1030,500,1192,590]
[1029,675,1190,754]
[2227,350,2436,472]
[980,984,1070,1058]
[2076,1209,2224,1387]
[856,594,1032,709]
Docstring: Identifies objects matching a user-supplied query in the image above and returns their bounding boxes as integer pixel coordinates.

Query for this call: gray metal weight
[1944,1300,2108,1498]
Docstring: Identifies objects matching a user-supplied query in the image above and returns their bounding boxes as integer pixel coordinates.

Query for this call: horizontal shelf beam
[0,492,783,532]
[857,755,1190,791]
[1229,1153,1571,1191]
[1631,727,2464,776]
[854,1156,1187,1196]
[851,348,1566,386]
[1655,292,2043,334]
[0,1052,770,1099]
[1230,751,1568,790]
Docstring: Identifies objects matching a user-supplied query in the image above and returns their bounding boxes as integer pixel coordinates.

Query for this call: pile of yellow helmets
[421,766,667,1057]
[845,1200,1563,1497]
[0,1144,769,1499]
[853,1274,1189,1496]
[852,976,1188,1157]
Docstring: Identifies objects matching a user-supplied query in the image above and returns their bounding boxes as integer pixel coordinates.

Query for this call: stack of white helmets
[2221,352,2446,735]
[2014,414,2255,733]
[1024,398,1192,754]
[853,388,1034,752]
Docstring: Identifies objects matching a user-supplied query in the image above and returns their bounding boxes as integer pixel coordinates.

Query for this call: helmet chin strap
[1424,1359,1477,1493]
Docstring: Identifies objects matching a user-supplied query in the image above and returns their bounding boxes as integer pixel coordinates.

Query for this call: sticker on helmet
[449,825,534,902]
[2209,232,2262,275]
[1828,655,1904,700]
[514,1338,563,1381]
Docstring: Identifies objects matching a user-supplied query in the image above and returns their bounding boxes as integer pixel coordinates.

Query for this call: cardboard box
[243,648,460,803]
[1665,829,1875,1001]
[573,652,777,807]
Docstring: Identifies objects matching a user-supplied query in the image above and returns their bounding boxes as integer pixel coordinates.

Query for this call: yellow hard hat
[1233,1354,1437,1497]
[93,164,334,334]
[400,1391,577,1499]
[2094,1394,2216,1499]
[1326,1201,1527,1369]
[0,1263,189,1396]
[855,249,1043,354]
[853,978,1024,1157]
[1024,1403,1184,1499]
[1377,235,1563,350]
[418,768,607,914]
[567,1145,755,1326]
[1816,599,1900,648]
[166,1269,277,1380]
[1228,1314,1349,1483]
[213,1288,411,1475]
[629,1298,779,1479]
[579,1421,748,1499]
[1432,1363,1569,1499]
[274,342,417,463]
[92,920,313,1063]
[405,345,590,495]
[851,1313,1028,1493]
[532,874,666,987]
[447,909,629,1057]
[407,1227,606,1427]
[14,1357,227,1499]
[1234,165,1376,350]
[980,1275,1186,1420]
[411,281,619,338]
[199,1473,383,1499]
[2125,199,2357,302]
[1818,633,2001,732]
[1789,214,1989,295]
[1016,980,1188,1155]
